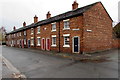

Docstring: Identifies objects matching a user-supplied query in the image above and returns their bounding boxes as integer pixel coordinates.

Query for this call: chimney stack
[13,26,16,31]
[46,11,51,19]
[34,15,38,23]
[72,0,79,10]
[23,22,26,27]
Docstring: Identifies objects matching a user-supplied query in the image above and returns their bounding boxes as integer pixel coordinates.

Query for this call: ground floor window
[51,35,56,47]
[24,39,26,45]
[63,34,70,47]
[31,38,34,46]
[37,37,41,46]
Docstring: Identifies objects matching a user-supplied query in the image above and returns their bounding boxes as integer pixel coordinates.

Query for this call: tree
[0,27,6,42]
[113,22,120,38]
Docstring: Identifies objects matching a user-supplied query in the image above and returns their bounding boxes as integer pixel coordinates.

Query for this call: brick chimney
[34,15,38,23]
[46,11,51,19]
[72,0,79,10]
[23,22,26,27]
[13,26,16,31]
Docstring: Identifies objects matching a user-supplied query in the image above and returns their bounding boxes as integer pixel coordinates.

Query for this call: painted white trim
[46,38,50,51]
[51,29,56,32]
[51,45,57,47]
[63,45,70,48]
[72,29,80,31]
[86,29,92,32]
[72,36,80,53]
[31,37,34,39]
[41,38,45,50]
[37,37,41,46]
[52,35,56,37]
[51,22,56,24]
[37,37,41,38]
[63,28,70,30]
[63,19,70,22]
[63,34,70,37]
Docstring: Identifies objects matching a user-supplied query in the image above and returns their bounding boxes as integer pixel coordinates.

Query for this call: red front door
[42,38,45,50]
[46,38,50,51]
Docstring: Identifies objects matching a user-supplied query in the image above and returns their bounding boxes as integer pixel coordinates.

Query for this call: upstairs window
[51,22,56,31]
[31,28,34,35]
[37,26,40,34]
[19,32,21,36]
[63,19,70,30]
[24,31,26,35]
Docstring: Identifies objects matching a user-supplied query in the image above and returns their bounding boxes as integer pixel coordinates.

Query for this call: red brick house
[6,1,113,54]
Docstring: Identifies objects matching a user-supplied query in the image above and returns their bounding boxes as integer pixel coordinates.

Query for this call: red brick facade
[6,1,115,54]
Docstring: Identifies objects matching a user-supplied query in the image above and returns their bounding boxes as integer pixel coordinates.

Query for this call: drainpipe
[58,21,60,53]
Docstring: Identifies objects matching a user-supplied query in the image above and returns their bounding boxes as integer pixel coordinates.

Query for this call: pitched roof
[7,1,99,35]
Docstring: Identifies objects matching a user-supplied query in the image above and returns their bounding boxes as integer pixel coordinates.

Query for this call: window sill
[37,44,40,46]
[63,28,70,30]
[51,30,56,32]
[37,32,40,34]
[31,44,34,46]
[51,45,57,47]
[63,45,70,47]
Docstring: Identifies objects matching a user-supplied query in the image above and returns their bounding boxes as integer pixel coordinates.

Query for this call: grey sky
[0,0,119,32]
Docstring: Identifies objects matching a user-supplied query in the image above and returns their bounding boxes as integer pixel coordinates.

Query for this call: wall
[83,2,113,53]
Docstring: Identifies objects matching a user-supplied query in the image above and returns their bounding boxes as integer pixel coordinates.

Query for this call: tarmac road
[2,46,119,78]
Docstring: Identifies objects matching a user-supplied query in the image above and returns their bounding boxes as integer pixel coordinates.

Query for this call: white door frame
[46,38,50,51]
[72,36,80,53]
[41,38,45,50]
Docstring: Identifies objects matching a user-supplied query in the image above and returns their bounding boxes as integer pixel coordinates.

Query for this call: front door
[42,38,45,50]
[73,37,79,53]
[46,38,50,51]
[28,40,30,48]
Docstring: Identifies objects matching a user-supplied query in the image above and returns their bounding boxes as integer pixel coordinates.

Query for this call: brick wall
[83,2,113,53]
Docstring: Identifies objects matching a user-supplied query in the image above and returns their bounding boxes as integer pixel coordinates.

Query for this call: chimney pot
[23,22,26,27]
[13,26,16,31]
[72,1,79,10]
[46,11,51,19]
[34,15,38,23]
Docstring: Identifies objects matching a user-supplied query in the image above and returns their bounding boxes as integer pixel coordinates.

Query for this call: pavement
[2,46,119,78]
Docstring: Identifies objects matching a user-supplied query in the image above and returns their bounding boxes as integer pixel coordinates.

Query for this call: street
[2,46,119,78]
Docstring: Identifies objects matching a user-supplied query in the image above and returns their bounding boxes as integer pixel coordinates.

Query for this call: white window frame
[24,31,26,35]
[24,39,26,45]
[37,26,40,34]
[31,28,34,35]
[51,35,57,47]
[63,19,70,30]
[19,32,21,36]
[63,34,70,47]
[37,37,41,46]
[51,22,56,32]
[31,37,34,46]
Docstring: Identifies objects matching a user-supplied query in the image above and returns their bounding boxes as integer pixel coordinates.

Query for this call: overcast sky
[0,0,119,32]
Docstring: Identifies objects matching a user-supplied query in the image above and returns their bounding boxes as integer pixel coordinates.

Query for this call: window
[64,19,70,29]
[63,34,70,47]
[37,37,41,46]
[31,37,34,46]
[37,26,40,34]
[24,31,26,35]
[31,28,34,35]
[52,22,56,31]
[24,39,26,45]
[20,32,21,36]
[51,35,56,47]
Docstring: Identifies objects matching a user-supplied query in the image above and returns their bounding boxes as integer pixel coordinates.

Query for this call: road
[2,46,119,78]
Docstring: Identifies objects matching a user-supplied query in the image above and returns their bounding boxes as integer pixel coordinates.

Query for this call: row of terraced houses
[6,1,113,54]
